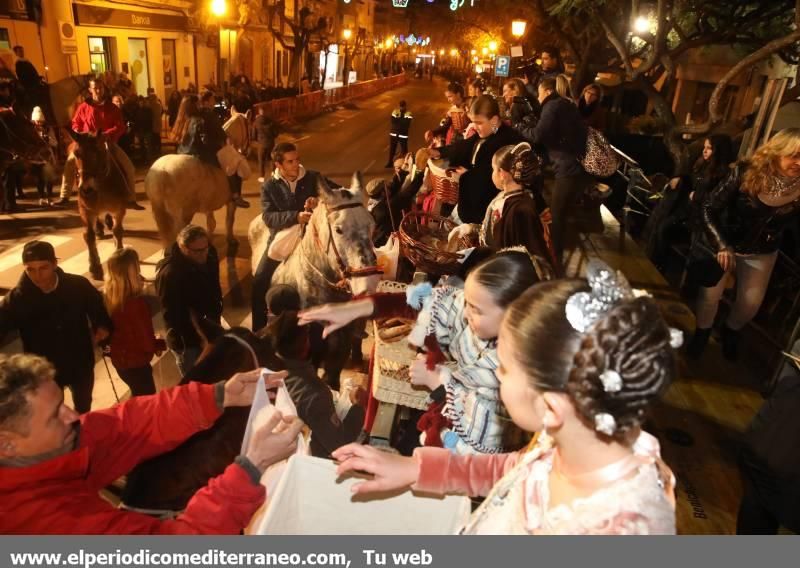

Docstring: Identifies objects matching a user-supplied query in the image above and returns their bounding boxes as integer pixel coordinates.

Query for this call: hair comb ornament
[565,260,634,333]
[599,369,623,393]
[594,412,617,436]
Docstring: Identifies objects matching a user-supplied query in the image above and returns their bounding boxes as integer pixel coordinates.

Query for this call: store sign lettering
[131,15,151,26]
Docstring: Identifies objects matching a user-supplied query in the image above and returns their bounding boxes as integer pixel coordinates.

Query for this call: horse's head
[67,129,109,194]
[0,109,51,166]
[313,172,381,297]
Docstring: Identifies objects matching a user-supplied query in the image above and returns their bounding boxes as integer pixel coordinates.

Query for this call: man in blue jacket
[251,143,337,332]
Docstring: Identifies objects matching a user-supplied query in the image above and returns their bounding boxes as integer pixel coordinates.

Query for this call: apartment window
[0,29,10,51]
[88,36,113,74]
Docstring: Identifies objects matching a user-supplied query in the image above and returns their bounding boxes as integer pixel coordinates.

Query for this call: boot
[232,195,250,208]
[721,325,740,361]
[55,196,70,206]
[687,328,712,359]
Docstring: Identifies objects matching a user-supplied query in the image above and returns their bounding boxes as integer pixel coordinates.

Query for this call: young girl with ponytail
[333,261,678,534]
[449,143,551,263]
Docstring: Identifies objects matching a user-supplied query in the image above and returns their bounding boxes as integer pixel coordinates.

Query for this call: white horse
[145,154,237,250]
[249,172,381,387]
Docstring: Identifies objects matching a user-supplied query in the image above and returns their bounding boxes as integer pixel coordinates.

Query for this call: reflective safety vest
[390,108,412,137]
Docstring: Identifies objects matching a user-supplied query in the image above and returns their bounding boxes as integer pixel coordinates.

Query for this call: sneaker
[258,177,265,183]
[233,196,251,208]
[128,202,145,211]
[39,198,52,207]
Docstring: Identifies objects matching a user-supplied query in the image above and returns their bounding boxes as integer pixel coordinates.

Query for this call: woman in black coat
[428,95,525,224]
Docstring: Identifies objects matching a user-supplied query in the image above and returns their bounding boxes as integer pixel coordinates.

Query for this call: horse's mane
[182,327,281,385]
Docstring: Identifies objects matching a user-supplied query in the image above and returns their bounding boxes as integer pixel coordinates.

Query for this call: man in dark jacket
[251,142,337,332]
[522,76,589,273]
[155,225,223,375]
[0,241,111,413]
[385,100,412,168]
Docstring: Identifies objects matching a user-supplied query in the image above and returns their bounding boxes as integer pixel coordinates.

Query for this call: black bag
[685,241,725,288]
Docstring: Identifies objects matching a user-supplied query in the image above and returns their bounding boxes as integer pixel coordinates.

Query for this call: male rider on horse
[57,78,144,210]
[251,142,338,332]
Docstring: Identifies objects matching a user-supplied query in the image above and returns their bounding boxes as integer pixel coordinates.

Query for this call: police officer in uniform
[385,100,412,168]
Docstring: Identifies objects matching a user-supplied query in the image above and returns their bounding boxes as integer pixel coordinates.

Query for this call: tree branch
[633,0,669,79]
[674,28,800,135]
[598,12,634,76]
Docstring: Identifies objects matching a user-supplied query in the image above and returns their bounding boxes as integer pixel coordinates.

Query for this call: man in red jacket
[0,353,301,534]
[57,78,144,209]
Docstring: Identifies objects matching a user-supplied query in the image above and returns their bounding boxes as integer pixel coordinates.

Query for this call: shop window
[88,36,113,74]
[0,29,10,51]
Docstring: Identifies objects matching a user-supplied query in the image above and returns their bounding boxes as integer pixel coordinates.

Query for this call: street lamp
[209,0,227,90]
[634,16,650,33]
[385,38,393,49]
[482,47,488,56]
[489,41,497,52]
[511,20,527,38]
[210,0,226,16]
[342,28,353,86]
[470,49,477,55]
[450,49,458,56]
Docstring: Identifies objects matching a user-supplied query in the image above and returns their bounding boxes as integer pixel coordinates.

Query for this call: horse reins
[306,201,382,292]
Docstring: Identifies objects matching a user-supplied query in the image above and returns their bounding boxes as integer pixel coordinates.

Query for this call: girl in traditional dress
[333,262,678,535]
[300,250,545,455]
[448,143,551,263]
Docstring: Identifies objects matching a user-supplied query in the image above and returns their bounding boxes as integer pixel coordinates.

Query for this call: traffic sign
[494,55,511,77]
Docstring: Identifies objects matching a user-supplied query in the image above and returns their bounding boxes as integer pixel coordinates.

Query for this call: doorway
[162,39,177,99]
[128,38,150,95]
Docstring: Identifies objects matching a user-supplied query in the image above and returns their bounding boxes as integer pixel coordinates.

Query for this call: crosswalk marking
[0,235,71,272]
[139,250,164,282]
[58,241,118,277]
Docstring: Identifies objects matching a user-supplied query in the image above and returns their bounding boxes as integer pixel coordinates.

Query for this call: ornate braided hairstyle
[504,263,677,443]
[493,143,542,188]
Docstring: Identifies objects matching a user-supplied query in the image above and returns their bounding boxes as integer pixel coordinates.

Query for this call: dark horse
[0,109,52,213]
[67,130,134,280]
[121,327,277,513]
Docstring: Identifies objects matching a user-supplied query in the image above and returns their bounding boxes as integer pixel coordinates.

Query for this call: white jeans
[695,251,778,330]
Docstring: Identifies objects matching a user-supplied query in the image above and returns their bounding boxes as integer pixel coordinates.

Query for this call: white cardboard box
[253,454,471,535]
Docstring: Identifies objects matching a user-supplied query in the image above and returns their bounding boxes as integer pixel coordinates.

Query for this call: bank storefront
[71,1,196,101]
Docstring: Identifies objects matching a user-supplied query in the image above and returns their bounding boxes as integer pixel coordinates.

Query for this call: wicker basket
[399,211,472,275]
[427,159,460,205]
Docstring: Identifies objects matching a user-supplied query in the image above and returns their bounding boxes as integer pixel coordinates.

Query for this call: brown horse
[120,326,276,513]
[68,130,131,280]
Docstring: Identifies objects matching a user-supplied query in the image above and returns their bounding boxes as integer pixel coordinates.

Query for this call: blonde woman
[104,247,164,396]
[688,128,800,359]
[555,73,573,101]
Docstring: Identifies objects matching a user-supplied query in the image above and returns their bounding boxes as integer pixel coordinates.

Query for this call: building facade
[0,0,376,106]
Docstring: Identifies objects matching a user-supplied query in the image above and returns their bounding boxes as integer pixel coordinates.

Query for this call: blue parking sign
[495,55,511,77]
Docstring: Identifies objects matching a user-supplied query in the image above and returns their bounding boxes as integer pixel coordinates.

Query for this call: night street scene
[2,0,800,537]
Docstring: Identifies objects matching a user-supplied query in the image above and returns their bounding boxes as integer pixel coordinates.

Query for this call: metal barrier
[253,73,408,124]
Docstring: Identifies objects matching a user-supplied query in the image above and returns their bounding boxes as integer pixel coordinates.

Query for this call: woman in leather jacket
[688,128,800,359]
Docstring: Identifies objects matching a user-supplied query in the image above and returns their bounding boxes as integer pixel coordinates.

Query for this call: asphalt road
[0,75,450,408]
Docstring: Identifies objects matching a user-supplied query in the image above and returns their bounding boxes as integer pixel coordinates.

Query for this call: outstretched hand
[298,299,374,339]
[224,368,288,408]
[332,443,420,495]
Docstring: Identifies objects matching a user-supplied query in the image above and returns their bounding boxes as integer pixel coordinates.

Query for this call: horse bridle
[309,201,382,290]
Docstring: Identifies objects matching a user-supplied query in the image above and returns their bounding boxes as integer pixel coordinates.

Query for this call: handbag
[580,127,619,178]
[267,224,303,261]
[685,241,725,288]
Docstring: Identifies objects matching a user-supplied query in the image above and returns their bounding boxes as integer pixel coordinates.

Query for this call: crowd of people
[1,44,800,536]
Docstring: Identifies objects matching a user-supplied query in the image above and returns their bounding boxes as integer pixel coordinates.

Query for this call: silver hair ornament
[669,328,684,349]
[565,260,634,332]
[594,412,617,436]
[599,370,623,393]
